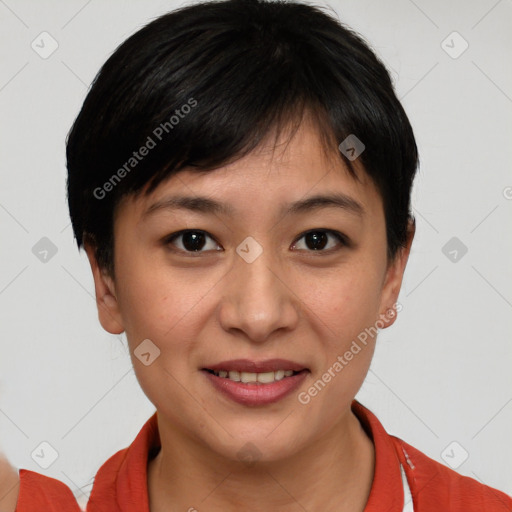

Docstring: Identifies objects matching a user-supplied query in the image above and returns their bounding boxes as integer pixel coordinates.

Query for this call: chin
[203,422,309,465]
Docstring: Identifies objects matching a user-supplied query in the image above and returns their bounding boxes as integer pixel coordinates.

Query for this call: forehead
[117,119,382,223]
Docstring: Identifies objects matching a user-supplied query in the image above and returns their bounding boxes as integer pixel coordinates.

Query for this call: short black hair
[66,0,418,277]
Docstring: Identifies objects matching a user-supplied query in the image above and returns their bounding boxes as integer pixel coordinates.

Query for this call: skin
[86,116,415,512]
[0,455,19,512]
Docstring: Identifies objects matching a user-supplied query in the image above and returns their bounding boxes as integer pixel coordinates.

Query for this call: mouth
[203,368,306,384]
[201,359,310,406]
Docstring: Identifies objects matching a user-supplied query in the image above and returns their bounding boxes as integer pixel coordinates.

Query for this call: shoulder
[16,469,81,511]
[394,437,512,511]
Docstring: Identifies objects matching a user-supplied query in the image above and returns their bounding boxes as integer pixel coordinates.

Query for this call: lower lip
[202,370,309,406]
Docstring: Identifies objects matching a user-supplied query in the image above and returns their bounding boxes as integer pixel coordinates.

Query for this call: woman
[4,0,511,510]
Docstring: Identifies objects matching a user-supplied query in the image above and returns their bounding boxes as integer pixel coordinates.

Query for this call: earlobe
[84,242,125,335]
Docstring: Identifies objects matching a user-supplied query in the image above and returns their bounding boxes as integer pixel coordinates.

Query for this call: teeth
[256,371,275,384]
[240,372,257,383]
[211,369,299,383]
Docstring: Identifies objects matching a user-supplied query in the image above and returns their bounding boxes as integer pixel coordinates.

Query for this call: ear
[84,242,125,335]
[377,218,415,329]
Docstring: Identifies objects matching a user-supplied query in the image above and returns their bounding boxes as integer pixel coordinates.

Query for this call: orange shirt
[16,401,512,511]
[15,469,81,511]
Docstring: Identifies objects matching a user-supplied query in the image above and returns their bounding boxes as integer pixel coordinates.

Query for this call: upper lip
[203,359,308,373]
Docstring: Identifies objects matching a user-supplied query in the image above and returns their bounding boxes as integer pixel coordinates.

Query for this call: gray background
[1,0,511,507]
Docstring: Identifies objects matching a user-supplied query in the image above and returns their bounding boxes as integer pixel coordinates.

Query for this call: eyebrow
[142,192,365,220]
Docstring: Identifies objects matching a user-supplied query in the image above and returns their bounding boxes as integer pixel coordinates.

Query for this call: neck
[148,408,374,512]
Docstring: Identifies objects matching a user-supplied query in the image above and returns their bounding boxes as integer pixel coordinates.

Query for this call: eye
[164,230,222,253]
[164,228,349,255]
[292,229,348,253]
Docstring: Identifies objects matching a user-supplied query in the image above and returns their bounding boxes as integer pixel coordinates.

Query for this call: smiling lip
[203,358,308,373]
[201,358,309,406]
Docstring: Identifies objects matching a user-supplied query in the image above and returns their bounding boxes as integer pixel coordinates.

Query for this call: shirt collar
[87,400,405,512]
[352,400,405,511]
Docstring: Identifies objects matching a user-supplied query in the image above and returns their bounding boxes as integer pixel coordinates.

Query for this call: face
[87,118,413,462]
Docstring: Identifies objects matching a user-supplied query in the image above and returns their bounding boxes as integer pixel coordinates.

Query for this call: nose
[217,246,300,344]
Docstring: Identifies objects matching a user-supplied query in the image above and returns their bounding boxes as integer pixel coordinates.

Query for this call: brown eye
[292,230,348,252]
[165,230,222,253]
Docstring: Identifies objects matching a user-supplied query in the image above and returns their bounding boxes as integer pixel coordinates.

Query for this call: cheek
[294,268,381,430]
[297,263,383,338]
[115,262,207,407]
[115,251,212,341]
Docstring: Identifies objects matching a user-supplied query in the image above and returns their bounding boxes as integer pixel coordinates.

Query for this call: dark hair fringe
[66,0,418,275]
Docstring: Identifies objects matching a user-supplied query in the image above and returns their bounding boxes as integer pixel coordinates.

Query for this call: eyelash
[163,229,349,255]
